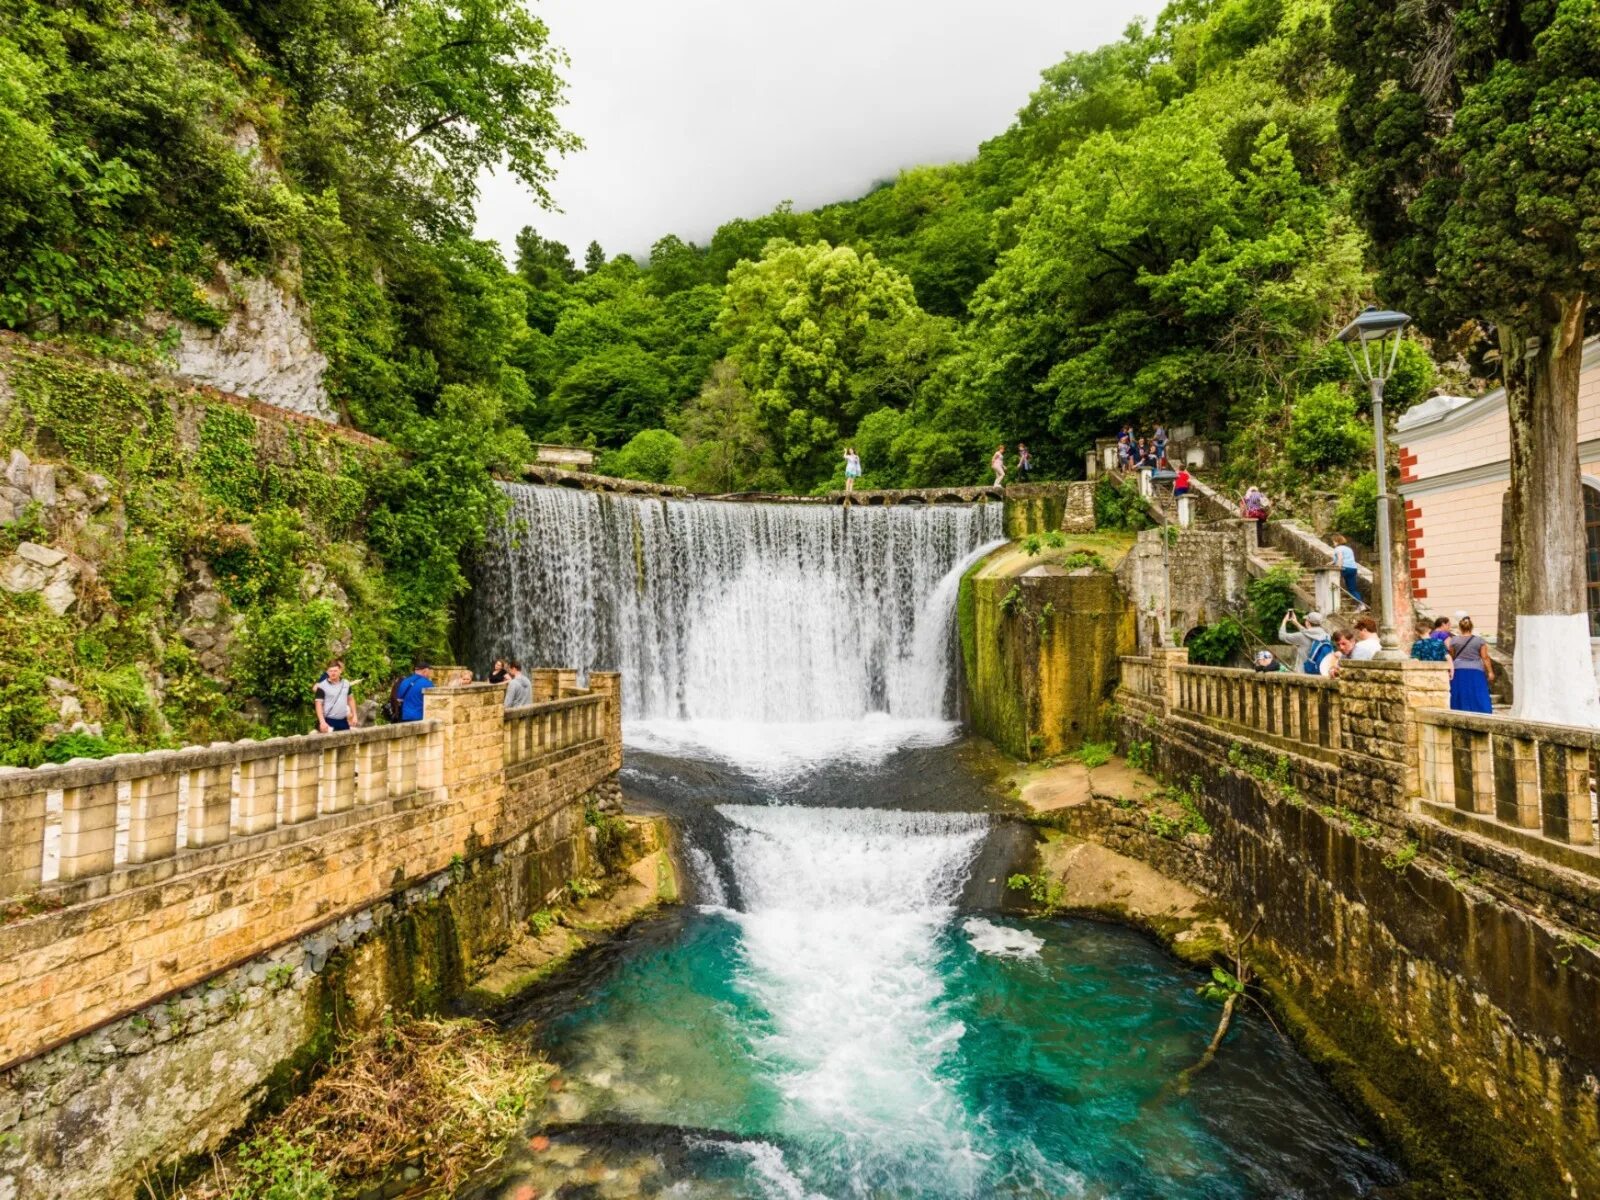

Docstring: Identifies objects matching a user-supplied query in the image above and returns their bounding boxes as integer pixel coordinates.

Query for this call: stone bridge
[514,463,1008,505]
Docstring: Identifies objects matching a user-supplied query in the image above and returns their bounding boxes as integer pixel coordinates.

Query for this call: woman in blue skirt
[1447,616,1495,712]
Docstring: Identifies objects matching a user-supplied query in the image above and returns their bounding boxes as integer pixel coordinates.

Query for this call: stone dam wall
[1107,651,1600,1200]
[0,673,622,1200]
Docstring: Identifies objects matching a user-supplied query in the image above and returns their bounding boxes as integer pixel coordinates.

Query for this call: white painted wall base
[1510,613,1600,728]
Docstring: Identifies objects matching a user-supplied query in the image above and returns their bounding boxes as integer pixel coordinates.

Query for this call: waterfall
[473,484,1002,725]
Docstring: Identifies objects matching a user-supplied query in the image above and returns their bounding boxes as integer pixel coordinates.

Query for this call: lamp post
[1335,306,1411,657]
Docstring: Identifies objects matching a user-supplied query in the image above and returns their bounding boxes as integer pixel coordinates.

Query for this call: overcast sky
[474,0,1167,263]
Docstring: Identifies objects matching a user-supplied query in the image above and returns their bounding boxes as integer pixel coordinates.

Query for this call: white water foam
[716,805,990,1192]
[962,916,1045,960]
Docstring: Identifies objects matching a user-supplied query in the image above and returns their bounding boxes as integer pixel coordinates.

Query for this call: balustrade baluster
[356,739,387,805]
[1540,743,1594,844]
[60,779,118,880]
[184,764,233,849]
[280,750,320,824]
[127,760,180,864]
[236,756,279,836]
[389,735,418,799]
[320,743,355,814]
[0,787,50,895]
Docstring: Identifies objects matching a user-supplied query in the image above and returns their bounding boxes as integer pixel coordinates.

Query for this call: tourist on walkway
[394,663,435,722]
[503,661,532,709]
[1017,443,1032,476]
[489,660,508,685]
[1173,467,1191,497]
[1241,486,1270,546]
[1410,619,1448,662]
[1153,428,1167,464]
[314,661,357,733]
[1447,618,1495,713]
[1331,535,1363,609]
[1321,629,1356,677]
[1253,649,1286,673]
[1349,613,1381,661]
[1117,428,1133,468]
[1430,616,1453,640]
[844,447,861,495]
[991,444,1007,487]
[1279,608,1330,672]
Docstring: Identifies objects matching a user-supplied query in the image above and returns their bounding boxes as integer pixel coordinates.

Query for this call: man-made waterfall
[472,485,1002,727]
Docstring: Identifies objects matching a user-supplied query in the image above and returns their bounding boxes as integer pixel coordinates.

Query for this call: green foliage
[1321,804,1379,840]
[1093,478,1154,532]
[528,908,559,937]
[585,804,630,874]
[1286,383,1370,472]
[600,429,684,483]
[1382,841,1419,873]
[999,586,1023,617]
[1006,871,1067,915]
[1198,965,1245,1006]
[1068,740,1113,769]
[1126,739,1154,772]
[1332,471,1378,547]
[1246,566,1302,643]
[238,601,339,735]
[226,1132,334,1200]
[1184,617,1245,666]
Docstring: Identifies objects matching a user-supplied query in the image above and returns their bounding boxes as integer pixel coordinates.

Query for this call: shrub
[1246,566,1301,643]
[600,428,683,483]
[1333,471,1378,546]
[1184,617,1245,666]
[237,600,339,732]
[1286,383,1370,471]
[1094,476,1154,531]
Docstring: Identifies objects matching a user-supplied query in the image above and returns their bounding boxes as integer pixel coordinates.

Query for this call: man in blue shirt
[394,663,435,722]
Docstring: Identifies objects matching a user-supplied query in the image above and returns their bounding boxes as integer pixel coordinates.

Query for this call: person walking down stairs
[1240,486,1271,547]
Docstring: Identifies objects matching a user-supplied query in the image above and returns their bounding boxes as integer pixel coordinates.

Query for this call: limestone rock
[4,448,29,489]
[41,574,78,615]
[16,542,67,569]
[27,464,55,507]
[162,271,335,422]
[0,555,48,594]
[57,695,84,722]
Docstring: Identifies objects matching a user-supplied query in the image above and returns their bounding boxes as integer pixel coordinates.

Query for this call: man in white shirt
[1349,614,1381,661]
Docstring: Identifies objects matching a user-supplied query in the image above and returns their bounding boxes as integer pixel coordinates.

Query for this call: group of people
[307,656,542,732]
[840,442,1033,493]
[1117,424,1171,472]
[1261,609,1493,711]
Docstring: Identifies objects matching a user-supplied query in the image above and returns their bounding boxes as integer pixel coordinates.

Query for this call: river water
[467,489,1400,1199]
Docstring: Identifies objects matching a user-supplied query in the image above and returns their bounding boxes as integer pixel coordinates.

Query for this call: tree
[513,227,577,290]
[672,360,768,493]
[1335,0,1600,724]
[584,240,606,274]
[600,429,682,483]
[717,240,929,488]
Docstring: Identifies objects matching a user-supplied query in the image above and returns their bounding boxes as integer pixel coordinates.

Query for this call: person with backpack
[1279,608,1331,673]
[389,663,435,723]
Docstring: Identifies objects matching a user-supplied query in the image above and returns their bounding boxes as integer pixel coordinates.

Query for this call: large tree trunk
[1501,294,1598,727]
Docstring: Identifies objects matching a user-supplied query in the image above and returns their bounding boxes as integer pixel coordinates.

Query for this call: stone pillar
[1139,468,1154,499]
[1313,568,1339,616]
[1085,450,1099,480]
[1177,495,1192,528]
[587,671,625,772]
[1151,646,1189,716]
[425,683,508,805]
[1337,659,1449,810]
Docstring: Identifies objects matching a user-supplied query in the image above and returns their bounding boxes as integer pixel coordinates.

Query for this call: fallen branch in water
[1176,917,1261,1095]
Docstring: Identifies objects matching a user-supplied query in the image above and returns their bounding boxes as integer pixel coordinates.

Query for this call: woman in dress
[991,444,1007,487]
[1447,617,1495,713]
[843,447,861,496]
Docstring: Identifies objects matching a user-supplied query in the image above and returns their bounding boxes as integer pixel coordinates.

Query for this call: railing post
[184,763,233,849]
[235,755,280,836]
[126,759,179,864]
[389,734,418,799]
[320,742,355,814]
[280,749,320,825]
[59,779,118,881]
[356,738,387,805]
[1418,718,1452,806]
[1540,742,1594,845]
[0,787,49,895]
[417,723,445,792]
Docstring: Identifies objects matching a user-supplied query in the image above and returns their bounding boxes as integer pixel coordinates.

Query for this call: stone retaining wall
[0,674,623,1199]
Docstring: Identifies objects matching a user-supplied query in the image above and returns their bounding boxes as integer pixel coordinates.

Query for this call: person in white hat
[1279,608,1331,672]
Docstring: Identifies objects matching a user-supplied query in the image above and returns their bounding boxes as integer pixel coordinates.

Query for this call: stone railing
[1172,663,1343,763]
[1418,709,1599,851]
[1119,655,1156,699]
[0,722,442,901]
[503,694,606,770]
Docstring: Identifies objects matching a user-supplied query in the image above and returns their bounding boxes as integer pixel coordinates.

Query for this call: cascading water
[472,484,1001,725]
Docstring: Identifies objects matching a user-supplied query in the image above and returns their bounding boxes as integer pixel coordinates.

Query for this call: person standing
[1349,613,1381,661]
[503,661,532,709]
[489,659,508,685]
[991,444,1007,487]
[1173,466,1191,497]
[393,663,435,723]
[314,661,358,733]
[1447,618,1495,713]
[1410,619,1448,662]
[1430,616,1453,641]
[1017,443,1032,476]
[1241,486,1270,547]
[843,447,861,496]
[1331,535,1363,610]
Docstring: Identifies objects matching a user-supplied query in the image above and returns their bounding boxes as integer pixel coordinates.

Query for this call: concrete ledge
[1418,800,1600,882]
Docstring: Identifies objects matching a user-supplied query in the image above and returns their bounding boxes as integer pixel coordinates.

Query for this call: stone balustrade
[1173,663,1343,763]
[1119,655,1156,700]
[1417,708,1599,851]
[0,722,443,903]
[504,694,605,770]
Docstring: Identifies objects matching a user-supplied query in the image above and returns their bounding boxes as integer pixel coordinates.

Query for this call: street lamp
[1336,305,1411,657]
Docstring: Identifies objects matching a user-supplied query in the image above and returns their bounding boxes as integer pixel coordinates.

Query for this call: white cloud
[474,0,1166,262]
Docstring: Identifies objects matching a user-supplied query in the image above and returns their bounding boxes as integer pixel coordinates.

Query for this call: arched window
[1586,483,1600,636]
